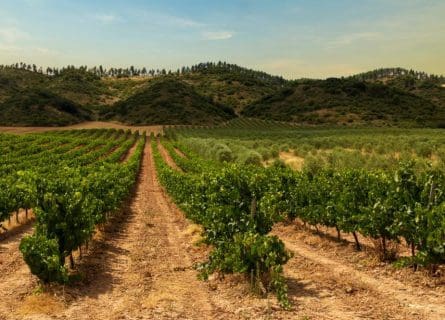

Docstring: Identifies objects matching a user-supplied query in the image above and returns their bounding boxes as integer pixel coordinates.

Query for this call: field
[1,121,445,319]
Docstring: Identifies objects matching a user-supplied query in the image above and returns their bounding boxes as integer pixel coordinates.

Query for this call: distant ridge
[0,62,444,127]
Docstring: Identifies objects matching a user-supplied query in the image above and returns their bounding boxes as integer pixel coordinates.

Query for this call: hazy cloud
[166,15,203,28]
[34,46,59,56]
[327,32,381,48]
[0,26,29,43]
[202,31,233,41]
[136,10,204,29]
[93,13,120,24]
[0,43,20,52]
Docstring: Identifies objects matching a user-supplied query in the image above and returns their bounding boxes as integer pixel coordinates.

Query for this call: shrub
[240,151,262,166]
[20,234,68,284]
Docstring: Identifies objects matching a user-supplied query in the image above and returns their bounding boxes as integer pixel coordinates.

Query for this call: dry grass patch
[17,292,65,317]
[183,223,204,244]
[279,151,305,171]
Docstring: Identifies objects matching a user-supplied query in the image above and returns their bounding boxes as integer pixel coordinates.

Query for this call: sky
[0,0,444,79]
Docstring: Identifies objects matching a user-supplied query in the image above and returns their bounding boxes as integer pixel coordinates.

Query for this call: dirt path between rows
[119,137,140,163]
[0,221,38,320]
[157,139,183,172]
[173,147,186,158]
[273,223,445,320]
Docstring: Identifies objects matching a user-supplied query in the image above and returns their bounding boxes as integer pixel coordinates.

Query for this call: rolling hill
[0,68,91,126]
[241,78,441,126]
[0,88,91,126]
[1,63,444,127]
[101,78,236,125]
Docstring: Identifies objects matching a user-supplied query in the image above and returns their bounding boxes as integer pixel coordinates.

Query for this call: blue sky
[0,0,443,78]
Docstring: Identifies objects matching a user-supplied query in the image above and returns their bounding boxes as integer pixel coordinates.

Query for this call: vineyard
[0,129,145,281]
[164,122,445,269]
[0,123,445,319]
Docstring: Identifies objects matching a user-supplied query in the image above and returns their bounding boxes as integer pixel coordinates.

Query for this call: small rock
[208,283,218,291]
[345,286,355,294]
[208,274,217,281]
[270,304,281,311]
[173,266,186,272]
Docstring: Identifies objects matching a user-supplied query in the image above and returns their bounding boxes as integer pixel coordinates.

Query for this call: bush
[257,147,273,161]
[20,234,68,283]
[303,154,326,173]
[214,144,234,162]
[240,151,262,166]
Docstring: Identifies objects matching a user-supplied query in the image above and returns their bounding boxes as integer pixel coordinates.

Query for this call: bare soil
[119,137,140,163]
[157,139,183,172]
[0,210,34,241]
[173,147,186,158]
[273,222,445,320]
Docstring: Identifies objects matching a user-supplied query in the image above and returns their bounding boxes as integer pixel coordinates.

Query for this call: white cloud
[34,47,59,56]
[0,27,29,43]
[202,31,233,41]
[0,43,20,52]
[93,13,119,24]
[327,32,381,48]
[166,15,203,28]
[136,10,204,29]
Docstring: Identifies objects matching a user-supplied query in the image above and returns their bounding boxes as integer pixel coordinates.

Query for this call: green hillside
[0,88,91,126]
[241,78,440,127]
[48,67,113,108]
[0,67,91,126]
[1,63,444,127]
[178,62,286,114]
[352,68,445,115]
[0,68,47,101]
[101,78,236,125]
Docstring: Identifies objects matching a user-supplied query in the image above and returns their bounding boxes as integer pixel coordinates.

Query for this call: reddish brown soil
[0,210,34,241]
[119,136,140,163]
[157,139,183,172]
[173,147,187,158]
[273,222,445,320]
[0,218,38,319]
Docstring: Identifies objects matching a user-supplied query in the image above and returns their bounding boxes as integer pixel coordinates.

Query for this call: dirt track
[273,223,445,320]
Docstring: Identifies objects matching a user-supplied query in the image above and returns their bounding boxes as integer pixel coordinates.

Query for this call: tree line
[0,61,286,84]
[351,67,445,82]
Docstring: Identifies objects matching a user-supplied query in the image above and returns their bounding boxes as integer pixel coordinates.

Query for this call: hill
[178,62,287,114]
[0,67,47,101]
[48,67,113,108]
[351,67,445,113]
[241,78,440,126]
[0,67,91,126]
[1,63,445,127]
[101,78,236,125]
[0,88,91,126]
